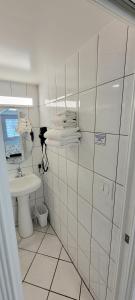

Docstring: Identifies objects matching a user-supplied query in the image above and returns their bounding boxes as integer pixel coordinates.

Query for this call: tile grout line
[22,230,47,282]
[50,225,94,299]
[41,72,135,105]
[89,33,99,295]
[79,280,82,300]
[24,280,79,300]
[46,245,63,300]
[20,245,72,263]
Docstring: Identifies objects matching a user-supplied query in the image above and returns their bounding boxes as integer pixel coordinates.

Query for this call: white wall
[0,80,44,225]
[39,20,135,300]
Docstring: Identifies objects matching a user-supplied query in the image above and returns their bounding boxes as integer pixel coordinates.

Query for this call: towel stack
[53,110,77,128]
[45,110,81,147]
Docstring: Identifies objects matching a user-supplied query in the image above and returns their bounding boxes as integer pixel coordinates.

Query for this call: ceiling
[0,0,115,83]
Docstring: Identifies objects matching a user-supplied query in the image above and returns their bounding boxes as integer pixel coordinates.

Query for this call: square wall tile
[11,82,27,97]
[94,134,119,181]
[79,88,96,132]
[117,135,129,186]
[59,180,67,206]
[79,132,94,171]
[90,264,106,300]
[48,69,57,101]
[27,84,39,106]
[78,166,93,204]
[68,211,77,241]
[78,195,92,234]
[78,247,90,287]
[52,260,81,299]
[98,20,127,84]
[91,238,109,284]
[66,143,79,164]
[39,81,48,106]
[26,254,57,289]
[56,65,65,99]
[66,53,78,96]
[92,208,112,253]
[0,80,11,96]
[121,75,135,135]
[66,93,79,113]
[56,98,66,115]
[53,175,59,196]
[79,35,98,91]
[93,173,115,221]
[110,225,120,263]
[33,128,40,147]
[60,202,68,227]
[106,288,115,300]
[29,106,40,127]
[68,187,77,217]
[60,223,68,250]
[125,27,135,75]
[114,184,125,228]
[54,214,61,236]
[78,222,91,259]
[68,232,78,266]
[108,259,117,293]
[96,79,123,134]
[67,160,78,192]
[58,156,67,183]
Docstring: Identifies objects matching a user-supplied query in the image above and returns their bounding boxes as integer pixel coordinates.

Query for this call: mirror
[0,108,34,164]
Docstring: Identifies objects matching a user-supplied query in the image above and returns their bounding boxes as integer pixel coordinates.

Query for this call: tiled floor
[17,224,93,300]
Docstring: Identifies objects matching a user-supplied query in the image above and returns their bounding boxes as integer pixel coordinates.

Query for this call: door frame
[115,75,135,300]
[0,121,23,300]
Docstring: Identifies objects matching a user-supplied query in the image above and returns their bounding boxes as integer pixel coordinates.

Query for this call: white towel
[44,127,80,140]
[56,110,76,117]
[46,138,80,147]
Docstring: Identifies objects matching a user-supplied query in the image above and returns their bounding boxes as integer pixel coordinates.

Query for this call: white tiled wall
[0,80,44,225]
[39,22,135,300]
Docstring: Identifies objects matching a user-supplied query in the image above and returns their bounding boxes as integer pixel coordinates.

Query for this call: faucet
[16,166,24,178]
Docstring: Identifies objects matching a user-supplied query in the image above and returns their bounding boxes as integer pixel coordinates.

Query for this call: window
[5,118,19,138]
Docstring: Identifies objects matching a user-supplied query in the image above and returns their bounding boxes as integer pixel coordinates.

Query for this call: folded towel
[56,110,76,117]
[46,138,80,147]
[44,127,80,140]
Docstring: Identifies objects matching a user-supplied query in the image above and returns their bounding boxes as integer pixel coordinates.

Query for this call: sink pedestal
[18,195,33,238]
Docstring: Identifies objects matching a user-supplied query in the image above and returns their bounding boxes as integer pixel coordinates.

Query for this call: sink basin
[10,173,41,197]
[9,173,41,238]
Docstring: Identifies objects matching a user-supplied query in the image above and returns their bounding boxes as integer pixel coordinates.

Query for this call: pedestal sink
[10,174,41,238]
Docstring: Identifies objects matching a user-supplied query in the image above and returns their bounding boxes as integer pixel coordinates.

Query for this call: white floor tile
[38,234,62,258]
[60,247,71,262]
[19,231,44,252]
[80,283,93,300]
[47,225,56,235]
[52,260,81,299]
[23,282,48,300]
[25,254,57,289]
[19,249,35,280]
[48,292,71,300]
